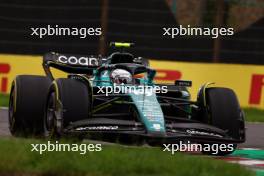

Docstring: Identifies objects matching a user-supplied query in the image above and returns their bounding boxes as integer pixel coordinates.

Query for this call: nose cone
[129,89,166,134]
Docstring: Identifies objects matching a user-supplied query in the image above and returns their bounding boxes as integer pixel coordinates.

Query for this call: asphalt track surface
[0,108,264,148]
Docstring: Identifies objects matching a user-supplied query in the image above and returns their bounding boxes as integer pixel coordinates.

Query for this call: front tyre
[200,87,245,155]
[44,78,90,138]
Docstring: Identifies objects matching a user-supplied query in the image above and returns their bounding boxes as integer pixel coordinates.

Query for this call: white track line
[229,160,264,166]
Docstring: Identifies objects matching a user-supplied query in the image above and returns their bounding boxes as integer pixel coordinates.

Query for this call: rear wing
[43,52,101,79]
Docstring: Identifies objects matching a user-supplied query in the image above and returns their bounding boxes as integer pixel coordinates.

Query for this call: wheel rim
[44,92,56,137]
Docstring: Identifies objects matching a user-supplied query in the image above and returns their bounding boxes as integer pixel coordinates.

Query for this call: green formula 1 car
[8,42,245,155]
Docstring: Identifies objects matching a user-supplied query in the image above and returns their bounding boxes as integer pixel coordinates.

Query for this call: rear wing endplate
[43,52,101,79]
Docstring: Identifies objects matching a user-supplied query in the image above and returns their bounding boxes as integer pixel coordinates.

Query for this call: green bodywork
[92,68,189,134]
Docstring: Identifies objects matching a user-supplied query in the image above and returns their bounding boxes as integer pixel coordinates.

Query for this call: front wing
[63,118,245,144]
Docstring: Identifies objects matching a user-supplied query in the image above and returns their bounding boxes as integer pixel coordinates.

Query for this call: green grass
[0,138,254,176]
[244,108,264,122]
[1,93,264,122]
[0,94,8,107]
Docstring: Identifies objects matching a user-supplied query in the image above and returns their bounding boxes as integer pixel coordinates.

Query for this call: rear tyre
[44,78,90,139]
[200,88,245,155]
[9,75,51,137]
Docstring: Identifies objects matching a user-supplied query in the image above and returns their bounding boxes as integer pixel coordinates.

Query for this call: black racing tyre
[201,88,245,155]
[44,78,90,138]
[9,75,51,137]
